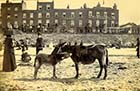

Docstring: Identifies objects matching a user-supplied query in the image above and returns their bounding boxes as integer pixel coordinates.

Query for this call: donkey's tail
[106,49,109,66]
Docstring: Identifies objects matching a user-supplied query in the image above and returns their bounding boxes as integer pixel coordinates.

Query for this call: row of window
[21,19,116,27]
[5,19,116,28]
[22,12,116,19]
[38,4,51,10]
[6,6,115,15]
[7,7,19,11]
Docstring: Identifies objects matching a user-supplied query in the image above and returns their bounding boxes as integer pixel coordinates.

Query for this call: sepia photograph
[0,0,140,91]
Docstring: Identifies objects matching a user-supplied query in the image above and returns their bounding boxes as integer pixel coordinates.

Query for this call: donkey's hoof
[103,77,106,80]
[97,76,101,78]
[52,76,57,79]
[74,76,78,79]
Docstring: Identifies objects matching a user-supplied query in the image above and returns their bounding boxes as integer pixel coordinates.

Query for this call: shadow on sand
[14,77,102,84]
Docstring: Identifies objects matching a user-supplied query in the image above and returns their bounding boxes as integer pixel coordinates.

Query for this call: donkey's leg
[52,65,57,79]
[74,63,79,79]
[100,53,108,80]
[97,59,103,78]
[34,59,41,79]
[103,65,107,80]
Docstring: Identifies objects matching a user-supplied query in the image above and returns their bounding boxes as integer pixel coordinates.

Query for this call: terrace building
[1,0,119,33]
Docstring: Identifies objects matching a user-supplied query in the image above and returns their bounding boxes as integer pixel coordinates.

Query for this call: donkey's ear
[59,41,66,47]
[68,42,71,46]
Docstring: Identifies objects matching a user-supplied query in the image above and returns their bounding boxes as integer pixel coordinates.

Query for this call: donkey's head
[51,42,67,55]
[60,42,76,53]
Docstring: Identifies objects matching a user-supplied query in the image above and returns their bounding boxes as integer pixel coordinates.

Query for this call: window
[46,4,51,10]
[30,20,34,25]
[71,20,75,26]
[112,16,115,19]
[14,21,18,28]
[88,20,92,27]
[104,20,107,25]
[88,11,92,18]
[104,12,107,17]
[14,14,18,18]
[71,12,75,18]
[46,19,50,27]
[23,13,26,18]
[7,22,12,29]
[38,5,42,10]
[63,12,66,17]
[14,7,18,11]
[46,13,50,18]
[7,7,11,11]
[79,12,83,17]
[79,20,82,26]
[46,19,50,24]
[23,20,26,24]
[96,20,100,26]
[111,21,115,27]
[96,12,100,18]
[30,13,34,18]
[38,20,42,24]
[38,13,42,18]
[111,12,115,19]
[62,20,66,25]
[55,19,58,24]
[55,12,58,17]
[111,12,115,16]
[7,14,10,18]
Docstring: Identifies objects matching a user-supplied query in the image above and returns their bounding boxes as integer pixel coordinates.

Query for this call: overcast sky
[0,0,140,25]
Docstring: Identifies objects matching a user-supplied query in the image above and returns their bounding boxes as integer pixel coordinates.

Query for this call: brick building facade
[1,0,119,33]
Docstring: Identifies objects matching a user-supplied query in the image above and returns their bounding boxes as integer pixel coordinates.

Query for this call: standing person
[36,33,43,55]
[136,38,140,58]
[20,39,26,53]
[3,34,17,72]
[24,38,28,50]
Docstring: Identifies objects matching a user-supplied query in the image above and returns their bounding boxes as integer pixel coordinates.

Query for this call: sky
[0,0,140,25]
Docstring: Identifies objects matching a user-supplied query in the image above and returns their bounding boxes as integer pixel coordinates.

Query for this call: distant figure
[74,41,77,46]
[20,39,26,53]
[3,34,17,72]
[21,51,31,62]
[136,38,140,58]
[24,38,29,50]
[36,33,43,55]
[80,40,83,46]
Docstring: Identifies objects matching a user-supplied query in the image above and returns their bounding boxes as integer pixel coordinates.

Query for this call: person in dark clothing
[20,39,26,53]
[24,38,28,50]
[3,34,17,72]
[36,33,44,55]
[136,38,140,58]
[21,51,31,62]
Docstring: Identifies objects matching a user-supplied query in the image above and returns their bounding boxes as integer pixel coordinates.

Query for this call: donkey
[61,43,109,79]
[34,42,70,79]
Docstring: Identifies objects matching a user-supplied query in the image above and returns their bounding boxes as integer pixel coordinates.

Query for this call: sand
[0,47,140,91]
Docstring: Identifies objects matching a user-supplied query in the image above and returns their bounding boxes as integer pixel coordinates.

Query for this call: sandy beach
[0,47,140,91]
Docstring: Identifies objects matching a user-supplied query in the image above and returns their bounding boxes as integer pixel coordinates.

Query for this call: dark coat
[36,37,43,50]
[3,37,17,72]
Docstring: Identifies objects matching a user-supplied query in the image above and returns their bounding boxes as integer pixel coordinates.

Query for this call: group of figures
[2,32,44,72]
[2,32,109,80]
[2,31,140,80]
